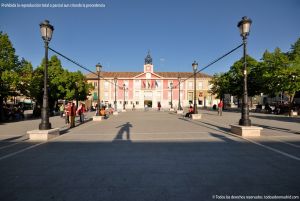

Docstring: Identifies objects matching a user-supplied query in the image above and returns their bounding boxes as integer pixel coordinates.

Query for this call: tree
[0,32,20,121]
[260,48,290,97]
[226,55,260,98]
[209,72,230,99]
[30,55,93,116]
[285,38,300,105]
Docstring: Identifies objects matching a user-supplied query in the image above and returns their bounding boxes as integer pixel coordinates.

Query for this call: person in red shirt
[218,100,223,116]
[69,102,76,128]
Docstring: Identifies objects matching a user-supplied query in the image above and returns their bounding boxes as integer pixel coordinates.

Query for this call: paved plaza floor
[0,110,299,201]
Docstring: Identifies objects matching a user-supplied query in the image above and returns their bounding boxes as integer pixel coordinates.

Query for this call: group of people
[59,102,86,128]
[2,104,25,120]
[184,100,223,118]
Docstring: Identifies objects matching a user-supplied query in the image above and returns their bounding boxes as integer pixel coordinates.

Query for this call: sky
[0,0,300,76]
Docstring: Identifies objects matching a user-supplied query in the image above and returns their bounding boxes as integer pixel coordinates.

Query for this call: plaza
[0,110,299,201]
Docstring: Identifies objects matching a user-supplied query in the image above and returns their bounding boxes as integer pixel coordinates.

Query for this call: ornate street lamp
[192,61,198,114]
[39,20,54,130]
[237,16,252,126]
[170,82,173,109]
[114,77,117,111]
[178,75,182,111]
[123,83,126,110]
[96,63,102,116]
[75,81,79,108]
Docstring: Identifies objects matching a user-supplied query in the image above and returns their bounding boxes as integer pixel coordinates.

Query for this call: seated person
[100,107,106,116]
[185,106,194,118]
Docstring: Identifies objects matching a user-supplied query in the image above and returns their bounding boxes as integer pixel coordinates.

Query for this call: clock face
[146,66,151,71]
[146,73,151,79]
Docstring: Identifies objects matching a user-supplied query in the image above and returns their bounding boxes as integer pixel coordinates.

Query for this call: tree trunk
[288,93,296,116]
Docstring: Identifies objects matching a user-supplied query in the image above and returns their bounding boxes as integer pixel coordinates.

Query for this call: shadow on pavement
[250,114,300,123]
[60,118,93,135]
[251,123,300,135]
[0,140,299,201]
[113,122,133,142]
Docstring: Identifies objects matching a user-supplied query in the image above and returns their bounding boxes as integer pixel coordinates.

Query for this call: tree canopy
[209,37,300,105]
[0,31,93,119]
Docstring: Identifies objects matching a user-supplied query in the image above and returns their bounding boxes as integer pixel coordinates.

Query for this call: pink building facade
[86,53,217,110]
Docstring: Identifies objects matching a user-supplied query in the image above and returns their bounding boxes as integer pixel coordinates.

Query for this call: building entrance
[144,100,152,108]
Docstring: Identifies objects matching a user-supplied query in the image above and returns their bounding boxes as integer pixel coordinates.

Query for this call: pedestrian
[69,102,76,128]
[65,102,70,125]
[77,103,86,123]
[218,100,223,116]
[132,103,135,111]
[157,102,161,111]
[59,104,64,118]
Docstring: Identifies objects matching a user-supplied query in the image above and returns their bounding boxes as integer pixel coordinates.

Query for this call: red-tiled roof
[86,72,211,79]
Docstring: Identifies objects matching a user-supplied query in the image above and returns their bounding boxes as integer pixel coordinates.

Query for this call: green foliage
[209,72,230,99]
[210,37,300,105]
[31,55,93,111]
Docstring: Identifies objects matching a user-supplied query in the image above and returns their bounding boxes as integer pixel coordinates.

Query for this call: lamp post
[192,61,198,114]
[39,20,54,130]
[96,63,102,116]
[170,82,173,109]
[114,77,117,111]
[123,83,126,110]
[178,76,182,111]
[75,81,78,108]
[237,16,252,126]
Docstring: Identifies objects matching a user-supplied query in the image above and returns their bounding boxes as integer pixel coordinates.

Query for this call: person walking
[218,100,223,116]
[69,102,76,128]
[157,102,161,111]
[59,104,64,118]
[65,102,70,125]
[77,103,84,123]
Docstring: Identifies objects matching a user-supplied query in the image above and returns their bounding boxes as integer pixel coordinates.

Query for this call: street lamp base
[39,122,52,130]
[239,118,251,126]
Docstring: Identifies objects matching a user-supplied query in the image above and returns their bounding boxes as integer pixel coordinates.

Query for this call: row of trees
[209,38,300,106]
[0,31,93,120]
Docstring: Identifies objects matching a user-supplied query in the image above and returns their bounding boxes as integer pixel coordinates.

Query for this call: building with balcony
[85,52,218,110]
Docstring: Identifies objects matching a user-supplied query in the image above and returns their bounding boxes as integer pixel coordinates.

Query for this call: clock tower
[144,51,153,73]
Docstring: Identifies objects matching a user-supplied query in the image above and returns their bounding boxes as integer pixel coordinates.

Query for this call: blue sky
[1,0,299,75]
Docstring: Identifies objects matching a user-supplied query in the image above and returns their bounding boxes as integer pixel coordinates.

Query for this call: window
[156,91,162,101]
[168,91,171,98]
[94,82,97,87]
[198,81,203,90]
[104,81,109,90]
[124,80,129,88]
[179,82,184,90]
[104,92,109,100]
[135,101,139,105]
[188,81,193,90]
[135,91,140,99]
[134,80,141,89]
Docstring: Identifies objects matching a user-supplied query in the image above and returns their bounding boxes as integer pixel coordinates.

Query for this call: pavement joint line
[202,115,300,148]
[0,118,94,161]
[0,141,48,161]
[191,117,300,161]
[0,142,23,150]
[271,138,300,149]
[68,131,211,136]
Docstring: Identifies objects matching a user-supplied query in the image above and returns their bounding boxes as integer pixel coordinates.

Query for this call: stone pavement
[0,110,299,201]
